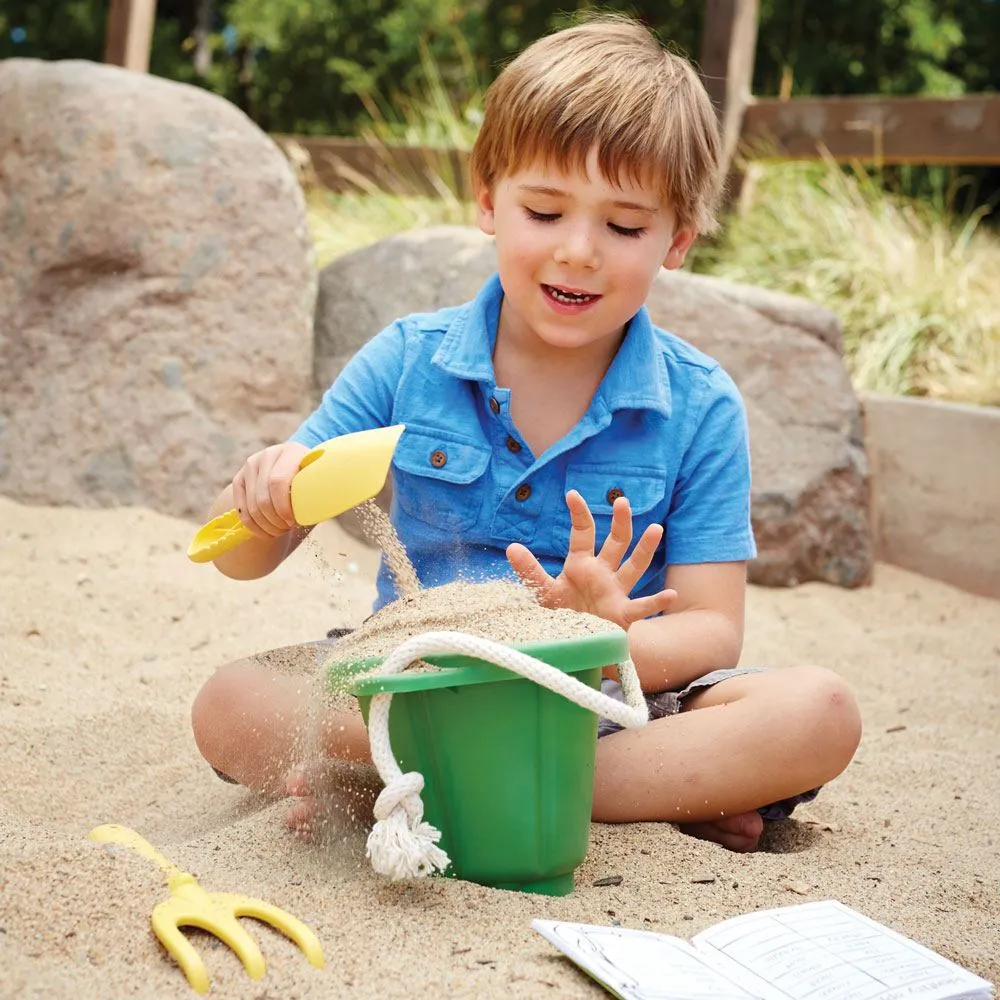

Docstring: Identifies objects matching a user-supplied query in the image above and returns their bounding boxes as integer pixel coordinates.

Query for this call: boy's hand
[231,442,311,539]
[506,490,677,629]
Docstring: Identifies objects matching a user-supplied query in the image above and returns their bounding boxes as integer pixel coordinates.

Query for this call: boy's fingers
[270,442,309,525]
[252,462,291,534]
[565,490,596,555]
[617,523,663,593]
[269,444,310,524]
[598,496,632,568]
[506,542,553,595]
[232,470,270,539]
[622,590,678,626]
[250,446,304,534]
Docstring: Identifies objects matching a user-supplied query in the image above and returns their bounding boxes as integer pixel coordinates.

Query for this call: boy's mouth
[542,283,601,305]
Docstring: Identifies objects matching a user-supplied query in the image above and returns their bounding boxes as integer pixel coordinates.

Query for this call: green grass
[307,187,474,268]
[692,159,1000,406]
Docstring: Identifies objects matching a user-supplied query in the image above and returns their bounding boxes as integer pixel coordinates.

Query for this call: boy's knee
[792,666,862,769]
[190,661,246,763]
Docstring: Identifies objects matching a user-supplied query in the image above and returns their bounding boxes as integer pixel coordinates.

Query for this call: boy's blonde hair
[470,17,723,234]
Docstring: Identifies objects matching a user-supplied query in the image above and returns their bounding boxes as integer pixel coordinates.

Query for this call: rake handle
[89,824,189,885]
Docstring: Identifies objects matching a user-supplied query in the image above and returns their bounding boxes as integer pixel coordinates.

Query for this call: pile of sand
[1,494,997,998]
[331,578,620,666]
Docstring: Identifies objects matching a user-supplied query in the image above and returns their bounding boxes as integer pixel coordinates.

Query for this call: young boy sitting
[191,15,861,853]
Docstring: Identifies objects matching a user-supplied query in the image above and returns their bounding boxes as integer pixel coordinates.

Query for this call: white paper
[532,903,992,1000]
[692,901,993,1000]
[532,919,754,1000]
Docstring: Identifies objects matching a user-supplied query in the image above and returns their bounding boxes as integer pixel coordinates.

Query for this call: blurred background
[2,0,998,404]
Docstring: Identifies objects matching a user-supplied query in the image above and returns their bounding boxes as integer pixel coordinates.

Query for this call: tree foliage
[2,0,997,135]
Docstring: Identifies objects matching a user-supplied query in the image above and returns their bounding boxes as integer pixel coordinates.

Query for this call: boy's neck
[491,303,626,457]
[492,301,625,382]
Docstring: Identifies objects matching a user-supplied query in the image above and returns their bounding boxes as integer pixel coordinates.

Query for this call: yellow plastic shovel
[89,824,324,994]
[187,424,405,564]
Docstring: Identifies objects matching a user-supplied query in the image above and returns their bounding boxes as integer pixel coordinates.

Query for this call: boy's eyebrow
[517,183,657,214]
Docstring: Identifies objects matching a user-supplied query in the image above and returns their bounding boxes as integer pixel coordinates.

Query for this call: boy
[192,16,861,853]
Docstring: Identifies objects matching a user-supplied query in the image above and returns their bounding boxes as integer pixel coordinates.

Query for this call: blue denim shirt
[291,273,755,611]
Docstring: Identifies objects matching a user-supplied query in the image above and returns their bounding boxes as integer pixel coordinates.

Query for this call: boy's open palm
[507,490,677,630]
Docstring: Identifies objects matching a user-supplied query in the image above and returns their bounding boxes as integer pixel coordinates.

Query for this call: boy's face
[476,147,695,355]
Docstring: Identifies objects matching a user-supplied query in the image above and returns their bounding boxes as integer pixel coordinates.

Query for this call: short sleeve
[665,367,756,565]
[289,322,406,447]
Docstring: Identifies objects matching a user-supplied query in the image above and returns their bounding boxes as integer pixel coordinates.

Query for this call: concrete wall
[863,394,999,599]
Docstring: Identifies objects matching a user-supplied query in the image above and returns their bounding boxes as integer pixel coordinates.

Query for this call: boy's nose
[554,223,600,270]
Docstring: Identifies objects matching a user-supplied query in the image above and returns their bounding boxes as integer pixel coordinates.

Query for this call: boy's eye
[525,208,559,223]
[609,223,645,239]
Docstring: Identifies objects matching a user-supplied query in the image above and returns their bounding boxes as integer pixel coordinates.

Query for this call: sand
[331,578,618,668]
[1,492,998,999]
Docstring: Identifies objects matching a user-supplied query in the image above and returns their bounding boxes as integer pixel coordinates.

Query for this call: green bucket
[334,631,626,896]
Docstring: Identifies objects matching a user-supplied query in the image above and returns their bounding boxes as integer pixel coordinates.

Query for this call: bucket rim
[331,630,627,696]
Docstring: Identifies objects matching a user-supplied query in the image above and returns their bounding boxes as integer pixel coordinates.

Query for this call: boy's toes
[678,810,764,853]
[283,758,380,839]
[284,796,322,840]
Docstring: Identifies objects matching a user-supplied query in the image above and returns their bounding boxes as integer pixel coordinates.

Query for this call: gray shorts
[598,667,820,821]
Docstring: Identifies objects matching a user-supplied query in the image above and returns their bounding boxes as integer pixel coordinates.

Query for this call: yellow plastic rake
[89,824,324,994]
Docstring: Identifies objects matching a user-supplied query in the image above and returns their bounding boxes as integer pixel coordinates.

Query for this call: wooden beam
[742,95,1000,165]
[276,135,474,200]
[104,0,157,73]
[699,0,760,173]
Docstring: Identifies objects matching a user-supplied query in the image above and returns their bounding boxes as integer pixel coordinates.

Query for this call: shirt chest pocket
[565,465,668,531]
[392,428,491,533]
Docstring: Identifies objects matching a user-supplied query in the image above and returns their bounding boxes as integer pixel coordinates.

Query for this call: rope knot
[372,771,425,823]
[366,772,450,880]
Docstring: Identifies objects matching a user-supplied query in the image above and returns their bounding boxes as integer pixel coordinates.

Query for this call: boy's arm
[626,561,747,692]
[210,321,406,581]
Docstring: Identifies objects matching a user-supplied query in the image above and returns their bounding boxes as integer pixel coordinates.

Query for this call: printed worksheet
[694,901,993,1000]
[533,901,993,1000]
[532,919,754,1000]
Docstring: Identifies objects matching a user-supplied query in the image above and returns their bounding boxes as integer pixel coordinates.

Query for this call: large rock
[0,60,315,519]
[315,226,872,588]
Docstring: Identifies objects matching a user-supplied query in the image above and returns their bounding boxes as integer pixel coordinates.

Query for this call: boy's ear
[663,228,697,271]
[475,181,497,236]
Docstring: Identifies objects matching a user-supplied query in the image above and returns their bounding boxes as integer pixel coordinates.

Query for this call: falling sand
[354,499,421,598]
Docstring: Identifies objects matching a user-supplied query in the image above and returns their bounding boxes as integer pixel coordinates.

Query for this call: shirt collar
[431,273,503,382]
[433,272,672,419]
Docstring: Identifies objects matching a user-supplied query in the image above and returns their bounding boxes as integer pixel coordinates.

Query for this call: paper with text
[532,901,992,1000]
[532,919,755,1000]
[693,901,992,1000]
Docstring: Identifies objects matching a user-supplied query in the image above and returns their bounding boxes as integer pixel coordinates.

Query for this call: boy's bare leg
[593,666,861,851]
[191,646,371,798]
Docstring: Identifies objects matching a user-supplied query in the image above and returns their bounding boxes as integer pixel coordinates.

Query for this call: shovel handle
[186,510,254,563]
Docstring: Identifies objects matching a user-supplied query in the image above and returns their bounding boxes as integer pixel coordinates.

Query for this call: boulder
[315,226,872,588]
[0,59,316,520]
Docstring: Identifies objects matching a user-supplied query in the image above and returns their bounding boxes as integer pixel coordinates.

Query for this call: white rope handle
[364,630,648,880]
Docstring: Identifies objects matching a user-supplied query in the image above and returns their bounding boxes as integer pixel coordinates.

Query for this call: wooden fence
[106,0,1000,187]
[698,0,1000,170]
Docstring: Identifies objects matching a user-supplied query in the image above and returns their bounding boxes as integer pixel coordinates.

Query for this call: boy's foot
[283,760,379,841]
[678,810,763,852]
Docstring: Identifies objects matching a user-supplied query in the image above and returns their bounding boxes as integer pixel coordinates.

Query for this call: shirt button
[430,449,447,468]
[514,483,532,502]
[505,435,522,453]
[489,397,501,415]
[606,487,624,503]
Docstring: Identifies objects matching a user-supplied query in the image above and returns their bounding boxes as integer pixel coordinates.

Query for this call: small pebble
[593,875,624,887]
